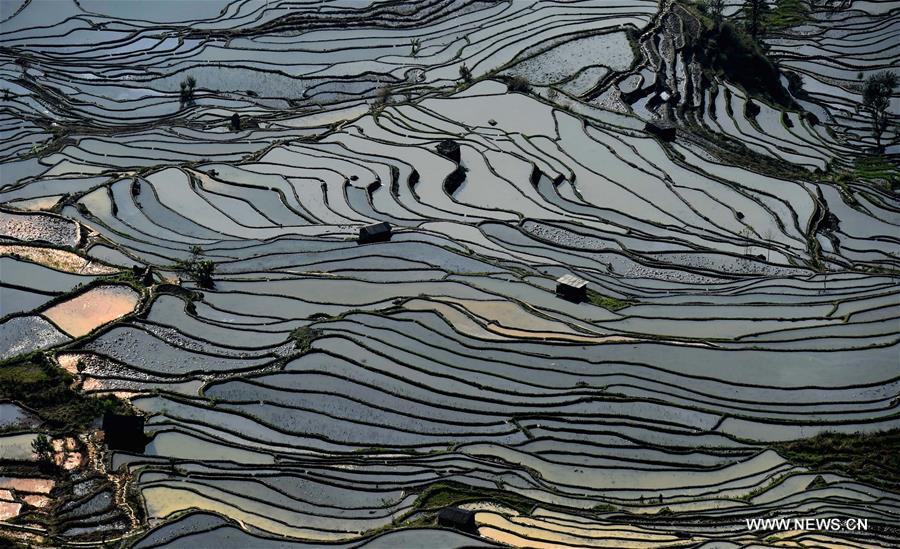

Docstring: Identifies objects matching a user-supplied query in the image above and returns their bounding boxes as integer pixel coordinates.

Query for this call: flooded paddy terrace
[0,0,898,546]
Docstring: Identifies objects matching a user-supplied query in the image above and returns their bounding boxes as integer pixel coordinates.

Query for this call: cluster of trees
[695,0,896,150]
[32,434,54,470]
[176,245,215,288]
[695,0,767,36]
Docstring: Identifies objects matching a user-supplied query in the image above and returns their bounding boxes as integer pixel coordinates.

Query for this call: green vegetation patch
[0,362,51,384]
[290,326,322,353]
[774,429,900,491]
[680,1,794,107]
[823,154,900,194]
[0,354,130,433]
[587,289,633,311]
[766,0,810,29]
[701,23,792,106]
[852,155,900,189]
[414,481,536,515]
[175,245,215,288]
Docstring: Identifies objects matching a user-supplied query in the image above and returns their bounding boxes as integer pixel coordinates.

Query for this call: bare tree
[860,71,898,150]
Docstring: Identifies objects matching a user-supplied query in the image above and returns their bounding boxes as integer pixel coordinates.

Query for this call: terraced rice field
[0,0,898,547]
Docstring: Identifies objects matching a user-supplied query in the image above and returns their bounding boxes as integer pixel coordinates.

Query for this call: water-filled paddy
[1,0,898,546]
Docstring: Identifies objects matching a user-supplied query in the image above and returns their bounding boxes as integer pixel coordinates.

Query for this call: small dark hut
[358,222,392,244]
[644,122,676,142]
[436,139,461,163]
[437,507,477,534]
[102,414,147,453]
[230,113,241,131]
[556,274,588,302]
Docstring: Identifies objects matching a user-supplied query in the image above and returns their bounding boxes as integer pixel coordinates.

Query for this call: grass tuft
[586,289,633,311]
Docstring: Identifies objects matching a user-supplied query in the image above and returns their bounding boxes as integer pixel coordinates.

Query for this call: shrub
[290,326,321,353]
[459,63,472,83]
[506,75,530,93]
[31,434,54,464]
[375,86,391,105]
[175,245,215,288]
[179,75,197,103]
[370,86,391,114]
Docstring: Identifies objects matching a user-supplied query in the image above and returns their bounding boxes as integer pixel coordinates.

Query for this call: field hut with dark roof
[556,274,588,302]
[437,507,477,534]
[358,222,392,244]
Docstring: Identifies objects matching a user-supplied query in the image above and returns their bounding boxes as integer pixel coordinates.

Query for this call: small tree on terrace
[459,63,472,83]
[176,245,215,288]
[711,0,726,25]
[860,71,898,150]
[698,0,726,26]
[180,75,197,104]
[506,75,530,93]
[32,434,54,469]
[745,0,769,37]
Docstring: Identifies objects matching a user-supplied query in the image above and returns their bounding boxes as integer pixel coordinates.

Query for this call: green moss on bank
[290,326,321,353]
[680,1,794,108]
[0,354,130,433]
[774,429,900,491]
[766,0,810,29]
[852,155,900,189]
[414,481,536,515]
[587,290,633,311]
